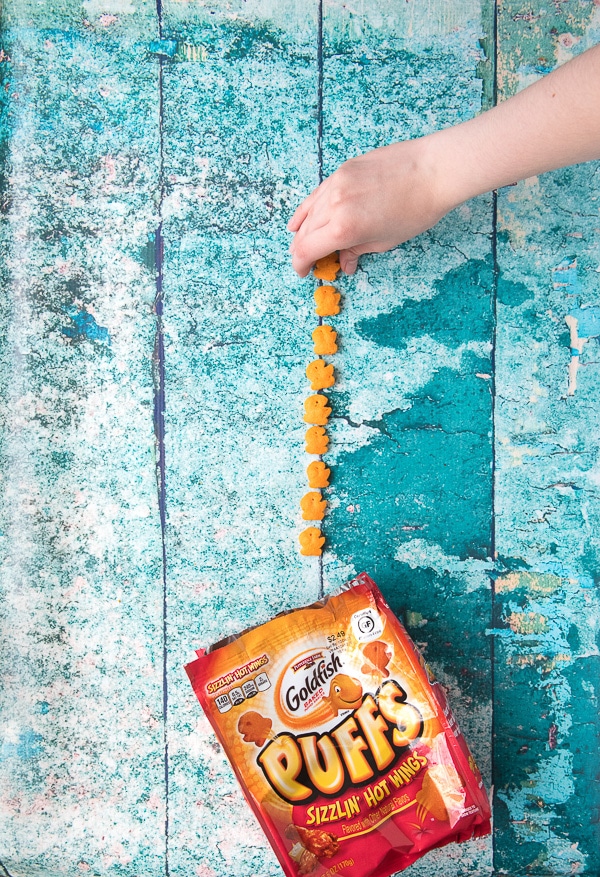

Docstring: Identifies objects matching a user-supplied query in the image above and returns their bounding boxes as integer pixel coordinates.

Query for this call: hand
[288,44,600,278]
[288,138,454,276]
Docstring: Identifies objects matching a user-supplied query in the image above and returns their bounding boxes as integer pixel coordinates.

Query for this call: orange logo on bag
[274,649,343,729]
[326,674,363,714]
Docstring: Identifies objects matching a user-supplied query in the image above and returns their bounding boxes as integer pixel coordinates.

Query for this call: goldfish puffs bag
[185,573,491,877]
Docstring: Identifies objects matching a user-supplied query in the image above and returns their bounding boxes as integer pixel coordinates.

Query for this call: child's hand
[288,44,600,277]
[288,138,454,276]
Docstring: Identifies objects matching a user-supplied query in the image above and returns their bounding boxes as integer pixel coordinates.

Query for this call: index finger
[287,193,316,232]
[287,177,330,232]
[291,223,340,277]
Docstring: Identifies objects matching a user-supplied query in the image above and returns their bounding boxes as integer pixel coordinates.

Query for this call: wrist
[423,123,493,214]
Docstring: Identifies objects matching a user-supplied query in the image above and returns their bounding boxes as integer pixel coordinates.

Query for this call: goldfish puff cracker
[314,285,341,316]
[312,325,337,356]
[305,426,328,455]
[300,491,327,521]
[185,574,491,877]
[298,526,325,556]
[306,359,335,391]
[313,252,341,281]
[303,395,331,426]
[307,461,330,489]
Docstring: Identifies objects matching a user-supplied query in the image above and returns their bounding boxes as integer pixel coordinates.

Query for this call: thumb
[339,246,368,275]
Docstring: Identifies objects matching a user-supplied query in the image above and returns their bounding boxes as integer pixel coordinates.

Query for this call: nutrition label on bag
[214,673,272,713]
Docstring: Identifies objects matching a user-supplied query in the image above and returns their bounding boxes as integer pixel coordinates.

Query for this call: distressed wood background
[0,1,599,875]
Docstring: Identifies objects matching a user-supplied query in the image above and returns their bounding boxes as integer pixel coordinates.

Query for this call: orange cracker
[313,252,340,281]
[307,460,330,489]
[306,359,335,391]
[300,491,327,521]
[298,526,325,556]
[303,395,331,426]
[304,426,328,455]
[314,286,341,316]
[312,325,337,355]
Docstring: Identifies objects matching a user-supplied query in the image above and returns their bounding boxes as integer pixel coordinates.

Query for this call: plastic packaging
[185,573,491,877]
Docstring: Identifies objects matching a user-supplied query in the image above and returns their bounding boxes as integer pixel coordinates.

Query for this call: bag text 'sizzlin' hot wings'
[185,573,491,877]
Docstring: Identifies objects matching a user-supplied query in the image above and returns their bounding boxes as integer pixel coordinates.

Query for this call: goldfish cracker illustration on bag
[185,573,491,877]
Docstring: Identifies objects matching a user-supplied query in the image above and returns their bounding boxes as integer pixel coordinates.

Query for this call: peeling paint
[565,305,600,395]
[496,572,562,595]
[506,611,549,636]
[1,1,599,876]
[553,257,600,395]
[395,538,494,595]
[61,305,110,345]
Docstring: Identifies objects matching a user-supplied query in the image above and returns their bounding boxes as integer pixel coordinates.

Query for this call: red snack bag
[185,573,491,877]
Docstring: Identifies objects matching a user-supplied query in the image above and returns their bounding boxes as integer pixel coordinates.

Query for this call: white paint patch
[497,751,586,873]
[395,538,494,593]
[339,337,491,424]
[83,0,135,16]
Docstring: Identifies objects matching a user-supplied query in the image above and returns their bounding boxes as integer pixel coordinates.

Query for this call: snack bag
[185,573,491,877]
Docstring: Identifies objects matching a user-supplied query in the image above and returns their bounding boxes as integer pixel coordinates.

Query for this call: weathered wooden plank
[1,1,597,876]
[320,3,495,874]
[494,2,600,873]
[0,3,166,875]
[159,3,321,875]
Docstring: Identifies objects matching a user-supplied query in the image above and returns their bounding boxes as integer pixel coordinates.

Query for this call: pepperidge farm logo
[274,649,343,729]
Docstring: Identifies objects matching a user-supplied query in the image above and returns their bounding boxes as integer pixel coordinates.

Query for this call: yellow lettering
[388,753,427,788]
[332,717,373,784]
[363,786,377,808]
[258,735,312,802]
[363,780,390,808]
[377,681,423,748]
[259,691,425,806]
[299,734,345,797]
[347,795,361,817]
[355,695,395,771]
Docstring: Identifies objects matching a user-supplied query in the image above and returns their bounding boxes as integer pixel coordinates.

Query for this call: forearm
[433,43,600,208]
[289,44,600,276]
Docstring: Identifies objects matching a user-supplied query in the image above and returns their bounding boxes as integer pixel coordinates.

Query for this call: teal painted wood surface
[0,1,598,876]
[493,5,600,873]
